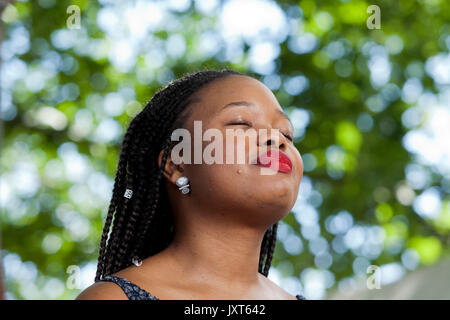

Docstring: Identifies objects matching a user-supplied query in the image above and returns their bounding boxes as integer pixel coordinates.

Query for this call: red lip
[255,149,292,173]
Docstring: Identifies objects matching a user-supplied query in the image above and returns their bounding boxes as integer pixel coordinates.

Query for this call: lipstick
[255,149,292,173]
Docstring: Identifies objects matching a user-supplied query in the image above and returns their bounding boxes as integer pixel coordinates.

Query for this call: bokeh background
[1,0,449,300]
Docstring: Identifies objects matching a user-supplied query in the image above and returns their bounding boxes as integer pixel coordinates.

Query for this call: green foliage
[1,0,449,299]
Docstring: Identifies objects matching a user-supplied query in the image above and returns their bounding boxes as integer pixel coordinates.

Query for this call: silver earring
[132,256,142,267]
[124,188,133,199]
[176,176,190,194]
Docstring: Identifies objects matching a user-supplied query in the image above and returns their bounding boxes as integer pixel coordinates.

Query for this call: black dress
[96,275,307,300]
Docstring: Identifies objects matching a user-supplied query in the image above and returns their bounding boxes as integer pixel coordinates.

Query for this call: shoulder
[75,279,129,300]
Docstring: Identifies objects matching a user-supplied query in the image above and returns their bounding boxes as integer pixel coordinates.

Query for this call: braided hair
[95,68,279,281]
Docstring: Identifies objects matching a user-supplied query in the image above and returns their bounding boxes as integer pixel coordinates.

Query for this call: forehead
[186,74,283,122]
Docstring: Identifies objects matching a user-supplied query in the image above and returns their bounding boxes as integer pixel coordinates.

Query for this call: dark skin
[76,75,303,300]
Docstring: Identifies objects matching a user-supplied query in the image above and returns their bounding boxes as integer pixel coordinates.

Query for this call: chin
[257,175,296,194]
[252,185,296,213]
[256,201,293,223]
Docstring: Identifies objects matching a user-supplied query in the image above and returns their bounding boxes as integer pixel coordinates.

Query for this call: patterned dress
[96,275,307,300]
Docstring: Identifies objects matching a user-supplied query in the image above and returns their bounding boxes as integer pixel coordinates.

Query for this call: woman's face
[169,75,303,229]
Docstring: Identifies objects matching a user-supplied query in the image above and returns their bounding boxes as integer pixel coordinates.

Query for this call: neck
[161,213,267,287]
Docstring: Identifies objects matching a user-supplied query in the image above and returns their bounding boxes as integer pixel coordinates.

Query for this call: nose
[258,129,287,151]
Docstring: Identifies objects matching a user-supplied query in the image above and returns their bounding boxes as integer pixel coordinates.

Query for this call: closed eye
[226,121,293,142]
[226,121,252,126]
[283,133,294,142]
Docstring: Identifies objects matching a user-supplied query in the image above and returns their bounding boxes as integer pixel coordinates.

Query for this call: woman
[76,68,305,300]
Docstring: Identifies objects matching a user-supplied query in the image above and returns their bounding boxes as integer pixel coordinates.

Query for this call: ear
[157,148,184,186]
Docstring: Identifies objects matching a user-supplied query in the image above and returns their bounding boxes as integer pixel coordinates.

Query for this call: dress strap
[96,275,159,300]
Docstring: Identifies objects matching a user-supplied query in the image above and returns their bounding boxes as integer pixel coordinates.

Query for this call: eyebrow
[221,100,293,128]
[221,100,255,109]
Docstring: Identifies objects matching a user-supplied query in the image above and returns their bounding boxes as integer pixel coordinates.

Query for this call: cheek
[187,132,302,206]
[222,131,256,164]
[291,149,304,181]
[186,161,240,189]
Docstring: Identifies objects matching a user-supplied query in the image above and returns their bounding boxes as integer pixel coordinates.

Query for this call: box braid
[95,68,279,281]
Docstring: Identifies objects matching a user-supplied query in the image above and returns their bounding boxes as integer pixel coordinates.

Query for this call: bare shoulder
[75,280,128,300]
